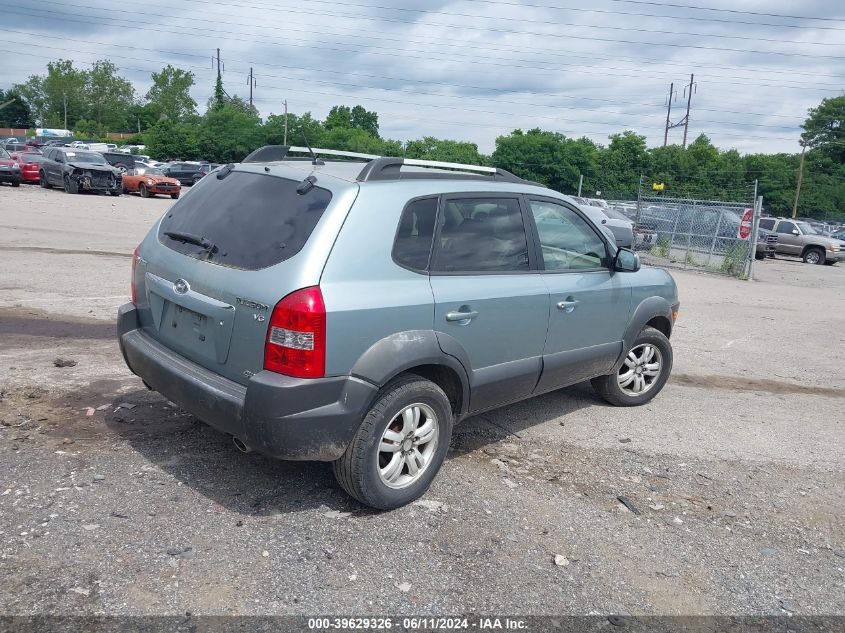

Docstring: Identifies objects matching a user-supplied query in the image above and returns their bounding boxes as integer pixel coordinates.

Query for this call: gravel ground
[1,185,844,617]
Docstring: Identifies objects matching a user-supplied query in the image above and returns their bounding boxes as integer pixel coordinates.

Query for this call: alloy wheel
[377,403,439,489]
[617,344,663,396]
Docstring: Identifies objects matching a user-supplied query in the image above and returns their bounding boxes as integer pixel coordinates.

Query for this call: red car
[11,151,44,184]
[0,147,21,186]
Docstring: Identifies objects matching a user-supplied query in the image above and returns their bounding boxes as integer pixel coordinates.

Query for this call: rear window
[158,171,332,270]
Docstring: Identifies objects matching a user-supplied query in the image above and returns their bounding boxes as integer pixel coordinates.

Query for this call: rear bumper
[117,303,377,461]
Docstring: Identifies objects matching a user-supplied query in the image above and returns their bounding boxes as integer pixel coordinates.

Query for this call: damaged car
[39,147,122,195]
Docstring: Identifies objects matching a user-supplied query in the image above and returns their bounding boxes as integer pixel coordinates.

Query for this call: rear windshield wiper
[163,231,217,253]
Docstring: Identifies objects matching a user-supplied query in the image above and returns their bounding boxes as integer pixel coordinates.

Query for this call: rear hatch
[133,165,354,386]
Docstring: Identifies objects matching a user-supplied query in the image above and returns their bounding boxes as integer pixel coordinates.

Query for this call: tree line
[2,59,843,220]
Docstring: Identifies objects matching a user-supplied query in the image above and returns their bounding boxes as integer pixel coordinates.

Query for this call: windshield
[63,151,105,164]
[145,167,164,176]
[796,221,818,235]
[603,207,633,222]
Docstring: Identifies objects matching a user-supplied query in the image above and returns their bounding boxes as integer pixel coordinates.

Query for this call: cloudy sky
[2,0,843,154]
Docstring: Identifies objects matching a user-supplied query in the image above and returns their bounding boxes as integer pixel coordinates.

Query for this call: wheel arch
[613,297,674,372]
[801,244,825,258]
[349,330,470,417]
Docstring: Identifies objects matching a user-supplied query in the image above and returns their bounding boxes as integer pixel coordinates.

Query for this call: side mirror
[614,247,640,273]
[792,229,799,235]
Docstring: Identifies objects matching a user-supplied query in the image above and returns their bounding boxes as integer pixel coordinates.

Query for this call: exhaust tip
[232,436,251,453]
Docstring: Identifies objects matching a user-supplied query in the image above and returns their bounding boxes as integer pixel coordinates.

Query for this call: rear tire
[333,375,453,510]
[12,180,20,187]
[39,171,50,188]
[591,326,673,407]
[802,248,825,265]
[139,183,149,198]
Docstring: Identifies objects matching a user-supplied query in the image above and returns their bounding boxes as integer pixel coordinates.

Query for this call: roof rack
[240,144,530,184]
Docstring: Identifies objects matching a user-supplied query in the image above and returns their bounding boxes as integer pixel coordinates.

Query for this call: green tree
[146,118,199,160]
[197,103,263,163]
[86,60,135,131]
[264,111,324,146]
[211,75,226,111]
[16,59,88,128]
[801,95,845,162]
[325,104,380,137]
[145,65,197,122]
[492,128,598,193]
[596,130,648,197]
[0,88,33,128]
[405,137,485,164]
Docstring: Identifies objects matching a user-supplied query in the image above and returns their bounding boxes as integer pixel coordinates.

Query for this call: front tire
[803,248,825,265]
[591,326,673,407]
[171,193,180,199]
[333,376,453,510]
[139,183,149,198]
[63,175,78,194]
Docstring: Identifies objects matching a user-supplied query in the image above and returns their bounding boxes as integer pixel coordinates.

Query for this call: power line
[429,0,845,31]
[7,45,817,148]
[2,36,820,133]
[147,0,845,47]
[31,0,845,60]
[4,27,828,124]
[603,0,845,23]
[9,6,844,95]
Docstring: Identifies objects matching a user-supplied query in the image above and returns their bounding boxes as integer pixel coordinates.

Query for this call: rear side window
[158,171,332,270]
[758,218,775,230]
[392,197,437,271]
[431,197,529,272]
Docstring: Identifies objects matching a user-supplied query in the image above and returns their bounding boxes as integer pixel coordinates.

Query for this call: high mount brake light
[263,287,326,378]
[130,245,140,304]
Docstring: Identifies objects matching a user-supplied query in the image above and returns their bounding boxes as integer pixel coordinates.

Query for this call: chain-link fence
[608,179,763,278]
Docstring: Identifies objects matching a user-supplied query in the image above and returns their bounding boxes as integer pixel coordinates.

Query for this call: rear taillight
[130,245,140,304]
[263,287,326,378]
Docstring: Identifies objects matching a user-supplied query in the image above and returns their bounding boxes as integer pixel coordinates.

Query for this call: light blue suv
[117,146,680,509]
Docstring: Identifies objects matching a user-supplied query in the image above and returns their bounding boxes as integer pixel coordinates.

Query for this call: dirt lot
[1,185,844,617]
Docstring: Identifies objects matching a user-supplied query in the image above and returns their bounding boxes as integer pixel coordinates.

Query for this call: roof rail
[356,157,527,183]
[240,144,531,184]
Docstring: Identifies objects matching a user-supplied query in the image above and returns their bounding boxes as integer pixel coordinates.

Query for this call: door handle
[446,310,479,322]
[556,299,579,313]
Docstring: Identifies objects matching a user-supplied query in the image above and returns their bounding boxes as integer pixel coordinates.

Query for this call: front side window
[528,200,608,270]
[393,197,437,271]
[777,222,797,235]
[431,197,529,272]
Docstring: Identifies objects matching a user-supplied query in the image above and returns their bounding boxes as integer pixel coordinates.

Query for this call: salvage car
[0,147,22,186]
[39,147,122,195]
[118,145,680,510]
[122,166,181,199]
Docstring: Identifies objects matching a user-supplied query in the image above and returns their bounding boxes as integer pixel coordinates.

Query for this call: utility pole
[681,73,695,148]
[792,143,806,219]
[63,92,67,130]
[248,67,256,109]
[283,99,288,145]
[215,48,222,81]
[663,82,674,147]
[577,174,583,197]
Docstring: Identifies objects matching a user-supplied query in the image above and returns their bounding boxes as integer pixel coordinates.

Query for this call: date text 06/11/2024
[307,617,528,630]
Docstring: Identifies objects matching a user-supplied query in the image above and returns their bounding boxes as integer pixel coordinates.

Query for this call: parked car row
[0,144,227,199]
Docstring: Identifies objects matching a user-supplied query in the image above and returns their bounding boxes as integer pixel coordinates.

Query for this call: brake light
[263,287,326,378]
[130,245,140,304]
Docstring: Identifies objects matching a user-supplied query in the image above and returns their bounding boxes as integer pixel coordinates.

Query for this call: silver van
[118,147,680,509]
